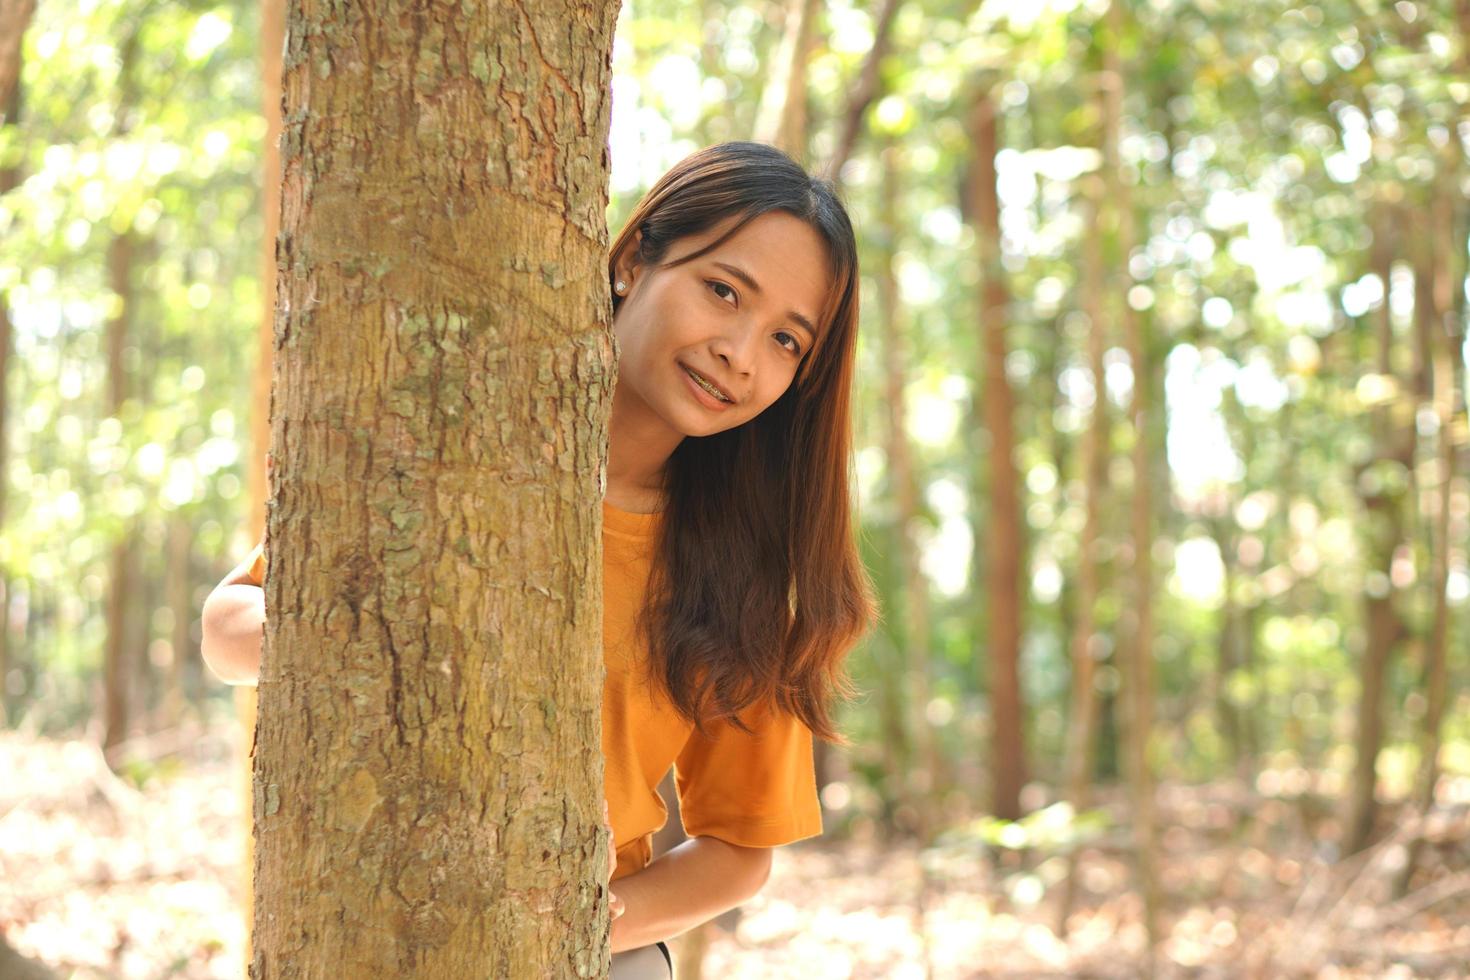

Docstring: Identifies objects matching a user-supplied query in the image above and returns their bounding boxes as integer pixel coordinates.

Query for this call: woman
[203,141,875,977]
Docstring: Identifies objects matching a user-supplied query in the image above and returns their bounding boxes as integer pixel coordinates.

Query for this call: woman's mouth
[680,363,734,407]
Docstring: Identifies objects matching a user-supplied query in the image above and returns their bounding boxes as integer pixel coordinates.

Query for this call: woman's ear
[612,228,644,294]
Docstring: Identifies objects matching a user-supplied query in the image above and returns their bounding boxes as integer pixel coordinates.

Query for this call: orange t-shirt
[240,500,822,881]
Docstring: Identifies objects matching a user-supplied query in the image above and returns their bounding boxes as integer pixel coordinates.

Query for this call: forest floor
[2,729,1468,979]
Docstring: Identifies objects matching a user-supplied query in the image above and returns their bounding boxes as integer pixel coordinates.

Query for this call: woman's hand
[604,800,625,921]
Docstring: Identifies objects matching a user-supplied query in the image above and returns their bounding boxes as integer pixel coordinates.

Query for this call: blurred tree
[161,513,191,725]
[876,138,941,833]
[1057,153,1109,937]
[1399,123,1466,894]
[966,77,1027,821]
[1343,202,1416,857]
[0,0,34,728]
[822,0,903,185]
[0,18,60,980]
[248,1,619,973]
[755,0,820,158]
[1102,0,1161,961]
[101,27,143,763]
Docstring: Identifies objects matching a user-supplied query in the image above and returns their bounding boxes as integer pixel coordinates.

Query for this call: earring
[615,280,627,294]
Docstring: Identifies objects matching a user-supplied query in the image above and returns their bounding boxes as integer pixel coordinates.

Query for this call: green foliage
[936,801,1112,855]
[4,0,264,727]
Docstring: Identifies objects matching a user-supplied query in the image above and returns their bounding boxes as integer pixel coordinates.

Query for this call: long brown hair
[609,141,876,744]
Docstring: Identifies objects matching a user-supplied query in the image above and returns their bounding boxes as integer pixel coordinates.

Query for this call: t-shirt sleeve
[243,540,266,587]
[673,696,823,848]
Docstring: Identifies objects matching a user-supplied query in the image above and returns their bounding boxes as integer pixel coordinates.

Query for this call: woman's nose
[710,319,758,376]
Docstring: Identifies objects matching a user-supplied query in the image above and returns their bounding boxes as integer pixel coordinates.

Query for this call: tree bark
[967,83,1026,821]
[251,2,620,975]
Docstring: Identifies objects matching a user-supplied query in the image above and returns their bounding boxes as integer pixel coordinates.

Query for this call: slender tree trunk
[966,83,1026,821]
[1103,0,1160,963]
[1210,516,1243,763]
[823,0,904,185]
[0,0,36,103]
[754,0,820,159]
[251,3,619,973]
[0,96,13,728]
[101,30,143,765]
[102,226,139,761]
[1057,168,1108,936]
[1398,155,1464,893]
[0,0,37,742]
[0,279,9,728]
[1212,388,1254,773]
[162,515,193,726]
[102,532,137,755]
[1344,206,1414,856]
[877,142,943,831]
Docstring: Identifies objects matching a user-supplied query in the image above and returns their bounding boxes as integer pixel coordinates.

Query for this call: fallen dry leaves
[3,732,1467,978]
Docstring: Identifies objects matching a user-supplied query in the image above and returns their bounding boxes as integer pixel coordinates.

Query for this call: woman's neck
[605,383,681,513]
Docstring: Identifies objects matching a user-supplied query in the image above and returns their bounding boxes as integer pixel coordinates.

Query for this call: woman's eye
[707,280,737,304]
[776,331,802,355]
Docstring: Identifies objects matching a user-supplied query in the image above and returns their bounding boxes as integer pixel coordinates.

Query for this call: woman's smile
[679,362,735,409]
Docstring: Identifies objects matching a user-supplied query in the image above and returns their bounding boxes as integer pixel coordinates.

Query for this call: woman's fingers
[603,800,624,920]
[604,799,616,876]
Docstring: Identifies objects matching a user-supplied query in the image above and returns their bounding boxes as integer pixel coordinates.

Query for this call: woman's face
[611,210,831,440]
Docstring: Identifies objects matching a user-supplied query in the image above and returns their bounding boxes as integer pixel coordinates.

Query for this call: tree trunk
[1212,385,1254,774]
[754,0,820,159]
[1209,515,1243,764]
[160,515,193,726]
[1103,0,1160,963]
[102,225,139,762]
[823,0,904,185]
[1343,206,1414,856]
[967,83,1026,821]
[0,0,36,106]
[0,933,56,980]
[1398,155,1464,893]
[0,286,9,727]
[101,28,143,765]
[1057,167,1108,937]
[250,3,620,974]
[0,0,22,725]
[877,142,942,831]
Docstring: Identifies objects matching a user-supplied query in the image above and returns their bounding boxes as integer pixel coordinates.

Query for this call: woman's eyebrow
[712,261,819,338]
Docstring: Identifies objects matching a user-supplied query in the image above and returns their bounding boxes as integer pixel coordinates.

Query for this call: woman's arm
[200,548,266,686]
[608,836,772,953]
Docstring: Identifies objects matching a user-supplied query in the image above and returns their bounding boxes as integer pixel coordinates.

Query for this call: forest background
[0,0,1467,977]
